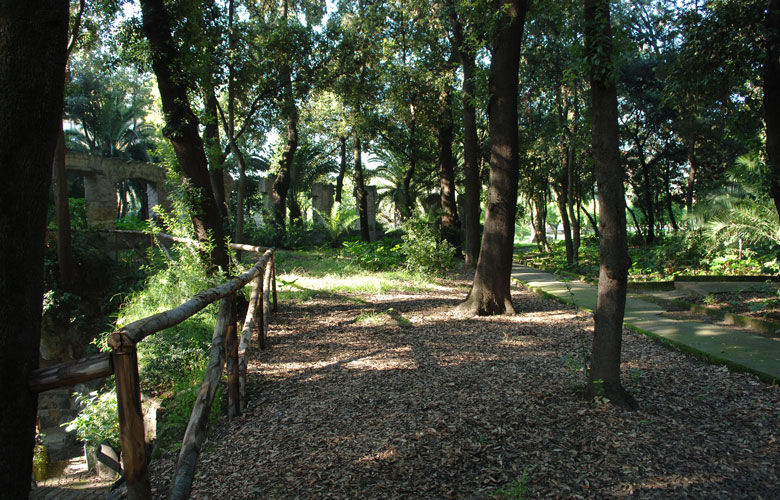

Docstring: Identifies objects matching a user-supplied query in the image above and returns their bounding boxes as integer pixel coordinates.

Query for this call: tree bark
[765,0,780,220]
[555,182,574,264]
[140,0,229,272]
[566,85,581,265]
[335,136,347,203]
[401,109,417,220]
[532,193,550,251]
[685,134,696,213]
[585,0,635,408]
[53,125,77,288]
[0,1,68,496]
[627,205,643,242]
[640,156,655,243]
[203,90,229,221]
[353,135,371,241]
[447,0,481,267]
[272,84,298,233]
[458,0,528,316]
[663,162,678,232]
[438,88,462,254]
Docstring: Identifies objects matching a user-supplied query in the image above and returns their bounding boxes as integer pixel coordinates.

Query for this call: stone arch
[64,152,170,227]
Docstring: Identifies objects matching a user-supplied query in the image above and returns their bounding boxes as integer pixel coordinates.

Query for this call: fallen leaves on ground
[147,275,780,499]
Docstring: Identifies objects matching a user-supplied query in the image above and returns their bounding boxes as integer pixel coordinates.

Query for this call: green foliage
[156,368,223,453]
[63,390,121,450]
[522,232,778,281]
[115,214,150,231]
[137,317,213,394]
[491,467,531,499]
[400,217,455,276]
[342,238,404,271]
[314,202,359,247]
[32,425,48,481]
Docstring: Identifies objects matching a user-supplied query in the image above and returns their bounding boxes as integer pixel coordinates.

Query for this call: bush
[63,390,121,451]
[115,214,149,231]
[342,238,404,271]
[400,217,455,276]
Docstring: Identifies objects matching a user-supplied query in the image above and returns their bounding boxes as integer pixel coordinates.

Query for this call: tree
[0,1,69,496]
[52,0,87,291]
[437,86,462,253]
[765,0,780,220]
[585,0,634,407]
[139,0,229,272]
[446,0,483,267]
[458,0,529,315]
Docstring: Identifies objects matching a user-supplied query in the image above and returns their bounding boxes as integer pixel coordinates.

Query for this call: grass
[274,248,446,299]
[491,467,531,499]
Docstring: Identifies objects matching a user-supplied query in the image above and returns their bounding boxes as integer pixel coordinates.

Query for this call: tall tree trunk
[288,191,303,225]
[53,125,77,288]
[0,2,68,496]
[585,0,635,408]
[401,111,417,220]
[438,89,461,254]
[458,0,528,316]
[627,205,643,242]
[203,90,229,221]
[765,0,780,220]
[140,0,229,272]
[335,136,347,203]
[583,198,600,237]
[558,145,574,264]
[663,162,678,232]
[640,157,654,243]
[567,87,581,265]
[272,84,298,233]
[685,133,696,213]
[353,135,371,241]
[555,183,574,264]
[227,0,247,245]
[532,193,550,251]
[447,0,482,267]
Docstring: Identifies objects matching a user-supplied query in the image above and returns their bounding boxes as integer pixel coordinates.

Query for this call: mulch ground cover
[683,291,780,323]
[147,275,780,499]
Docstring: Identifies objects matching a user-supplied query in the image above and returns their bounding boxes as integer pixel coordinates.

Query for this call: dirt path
[148,278,779,499]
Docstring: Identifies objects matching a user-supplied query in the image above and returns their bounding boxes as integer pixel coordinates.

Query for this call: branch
[66,0,86,59]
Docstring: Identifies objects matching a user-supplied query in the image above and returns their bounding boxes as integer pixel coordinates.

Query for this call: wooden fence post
[271,252,278,312]
[226,294,240,418]
[113,342,151,499]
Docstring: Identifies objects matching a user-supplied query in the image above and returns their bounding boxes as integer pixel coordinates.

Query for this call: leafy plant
[314,202,359,247]
[400,217,455,276]
[63,390,121,451]
[115,214,149,231]
[342,238,404,271]
[492,467,531,499]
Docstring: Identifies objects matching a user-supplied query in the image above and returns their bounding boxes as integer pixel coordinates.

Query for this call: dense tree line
[1,0,776,493]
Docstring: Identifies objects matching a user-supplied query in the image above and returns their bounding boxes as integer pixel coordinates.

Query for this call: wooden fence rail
[28,237,278,499]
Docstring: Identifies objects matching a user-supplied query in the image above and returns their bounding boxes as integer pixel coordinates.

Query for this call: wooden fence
[28,236,278,499]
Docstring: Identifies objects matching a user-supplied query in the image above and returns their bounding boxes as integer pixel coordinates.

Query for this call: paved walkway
[512,265,780,383]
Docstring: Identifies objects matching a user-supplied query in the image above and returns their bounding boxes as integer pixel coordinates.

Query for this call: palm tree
[370,148,423,227]
[691,154,780,249]
[286,138,339,226]
[65,67,155,161]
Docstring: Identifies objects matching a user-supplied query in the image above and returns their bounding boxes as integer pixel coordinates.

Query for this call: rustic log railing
[28,239,278,499]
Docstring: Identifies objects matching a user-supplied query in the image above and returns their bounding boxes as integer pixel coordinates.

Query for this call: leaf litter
[147,274,780,499]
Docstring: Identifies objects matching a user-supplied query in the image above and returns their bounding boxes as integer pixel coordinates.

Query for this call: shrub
[314,203,359,247]
[63,390,121,451]
[342,238,404,270]
[400,217,455,275]
[115,214,149,231]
